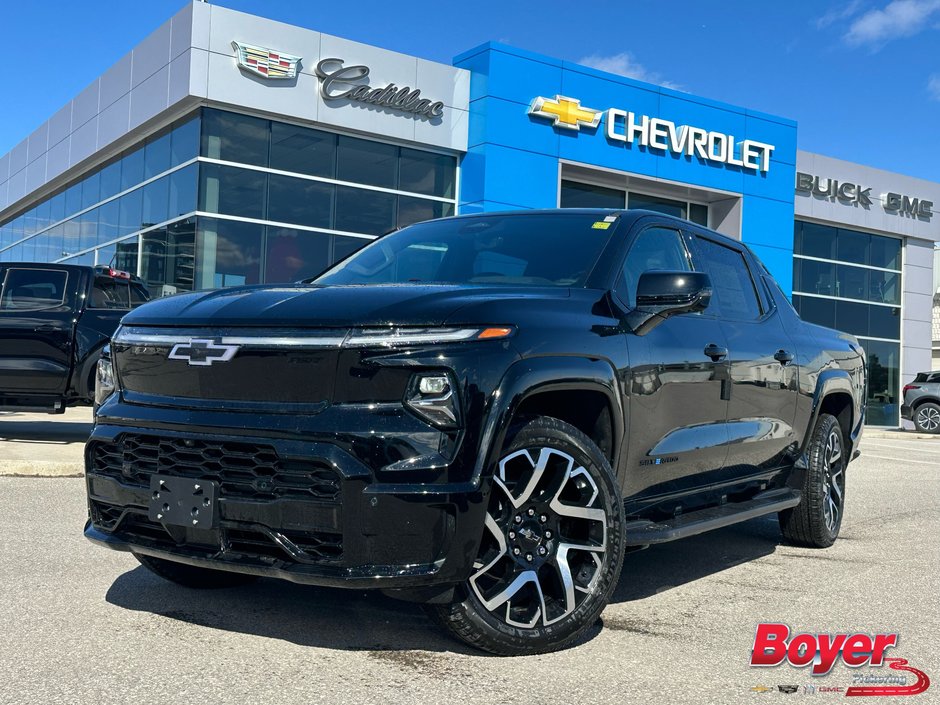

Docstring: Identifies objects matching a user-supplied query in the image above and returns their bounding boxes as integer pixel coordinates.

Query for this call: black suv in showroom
[85,210,866,655]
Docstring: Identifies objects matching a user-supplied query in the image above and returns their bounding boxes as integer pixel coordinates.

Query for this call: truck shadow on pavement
[104,516,781,653]
[0,418,93,444]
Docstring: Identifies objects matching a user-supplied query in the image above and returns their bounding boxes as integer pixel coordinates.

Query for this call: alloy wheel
[820,429,845,533]
[916,406,940,431]
[470,447,608,629]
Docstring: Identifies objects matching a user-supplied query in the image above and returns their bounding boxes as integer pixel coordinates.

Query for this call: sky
[1,0,938,182]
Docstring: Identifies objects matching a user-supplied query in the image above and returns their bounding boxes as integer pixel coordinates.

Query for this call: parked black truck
[84,210,866,654]
[0,262,149,413]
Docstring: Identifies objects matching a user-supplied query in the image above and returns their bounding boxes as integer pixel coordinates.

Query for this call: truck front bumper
[84,422,487,591]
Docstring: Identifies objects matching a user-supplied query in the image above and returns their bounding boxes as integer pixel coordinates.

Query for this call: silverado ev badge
[232,41,301,79]
[168,339,240,367]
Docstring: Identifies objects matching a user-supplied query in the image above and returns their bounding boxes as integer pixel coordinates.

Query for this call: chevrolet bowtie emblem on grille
[528,95,601,131]
[232,41,301,79]
[168,339,240,367]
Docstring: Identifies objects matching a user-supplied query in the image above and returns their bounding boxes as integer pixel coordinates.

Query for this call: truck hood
[122,283,576,328]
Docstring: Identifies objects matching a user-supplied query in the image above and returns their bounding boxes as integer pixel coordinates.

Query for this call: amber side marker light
[478,327,514,340]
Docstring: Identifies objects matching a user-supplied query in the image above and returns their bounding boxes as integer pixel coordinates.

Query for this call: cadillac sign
[232,41,301,79]
[315,58,445,119]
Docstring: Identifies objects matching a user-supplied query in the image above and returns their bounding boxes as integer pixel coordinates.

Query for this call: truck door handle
[774,349,794,365]
[704,343,728,361]
[34,324,57,333]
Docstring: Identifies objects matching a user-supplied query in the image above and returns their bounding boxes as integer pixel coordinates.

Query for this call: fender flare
[471,356,625,487]
[803,368,860,457]
[72,342,108,401]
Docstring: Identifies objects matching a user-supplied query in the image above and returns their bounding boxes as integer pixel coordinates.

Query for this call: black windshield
[314,213,617,287]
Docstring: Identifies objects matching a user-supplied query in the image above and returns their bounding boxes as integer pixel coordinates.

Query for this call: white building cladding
[0,2,469,291]
[794,150,940,426]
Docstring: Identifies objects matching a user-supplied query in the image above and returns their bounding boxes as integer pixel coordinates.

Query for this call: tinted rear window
[315,213,617,287]
[0,268,69,311]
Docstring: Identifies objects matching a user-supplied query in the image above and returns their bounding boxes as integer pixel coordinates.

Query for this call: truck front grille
[90,434,340,502]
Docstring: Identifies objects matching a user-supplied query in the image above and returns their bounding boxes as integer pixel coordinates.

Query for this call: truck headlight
[94,355,116,407]
[405,372,460,429]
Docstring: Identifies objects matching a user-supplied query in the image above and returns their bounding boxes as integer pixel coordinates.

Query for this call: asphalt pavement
[0,430,937,704]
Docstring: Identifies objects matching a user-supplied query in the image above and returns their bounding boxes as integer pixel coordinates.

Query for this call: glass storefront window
[79,207,99,252]
[99,159,122,201]
[870,234,901,270]
[81,171,100,210]
[199,163,266,220]
[196,217,262,289]
[121,147,144,193]
[862,339,900,426]
[98,199,120,243]
[171,116,200,168]
[398,196,453,228]
[118,188,143,237]
[144,130,172,180]
[399,148,456,198]
[96,236,139,272]
[141,218,196,296]
[65,184,82,219]
[202,109,269,167]
[336,136,398,190]
[335,185,397,235]
[267,174,332,228]
[263,227,331,283]
[168,163,198,219]
[142,176,169,227]
[270,122,335,177]
[795,221,837,260]
[334,236,366,262]
[836,228,868,265]
[560,180,625,209]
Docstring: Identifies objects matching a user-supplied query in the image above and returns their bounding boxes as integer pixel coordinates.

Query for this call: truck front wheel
[429,416,625,655]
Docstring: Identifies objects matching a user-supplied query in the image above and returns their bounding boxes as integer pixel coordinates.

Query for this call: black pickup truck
[0,262,149,413]
[84,210,866,654]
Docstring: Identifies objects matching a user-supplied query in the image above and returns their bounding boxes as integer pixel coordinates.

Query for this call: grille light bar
[115,326,515,349]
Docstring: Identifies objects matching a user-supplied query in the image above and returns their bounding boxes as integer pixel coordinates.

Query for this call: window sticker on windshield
[603,215,618,222]
[592,221,611,230]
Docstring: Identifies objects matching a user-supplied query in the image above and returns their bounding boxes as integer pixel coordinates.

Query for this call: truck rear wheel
[134,553,258,589]
[428,416,625,655]
[779,413,846,548]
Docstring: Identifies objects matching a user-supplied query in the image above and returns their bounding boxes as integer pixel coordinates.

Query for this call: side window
[694,237,762,320]
[0,268,69,311]
[619,226,692,306]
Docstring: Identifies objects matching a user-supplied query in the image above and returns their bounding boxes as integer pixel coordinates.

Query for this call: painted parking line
[859,454,940,466]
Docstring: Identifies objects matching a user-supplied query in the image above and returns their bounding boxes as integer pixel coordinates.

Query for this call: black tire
[779,413,846,548]
[912,402,940,434]
[134,553,258,589]
[429,416,625,655]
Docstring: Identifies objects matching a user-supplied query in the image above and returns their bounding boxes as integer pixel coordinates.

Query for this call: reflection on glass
[144,130,171,180]
[263,227,330,283]
[337,136,398,189]
[196,217,263,289]
[202,109,269,166]
[199,163,266,220]
[119,188,143,237]
[270,122,335,177]
[560,180,625,209]
[121,147,144,193]
[267,174,332,228]
[399,148,456,198]
[171,116,200,167]
[861,339,900,426]
[142,177,169,227]
[141,218,196,296]
[169,163,198,218]
[397,196,451,228]
[335,185,396,235]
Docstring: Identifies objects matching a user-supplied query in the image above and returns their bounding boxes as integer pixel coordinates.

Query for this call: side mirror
[626,270,713,335]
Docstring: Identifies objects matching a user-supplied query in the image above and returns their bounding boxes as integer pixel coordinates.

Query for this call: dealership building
[0,1,938,426]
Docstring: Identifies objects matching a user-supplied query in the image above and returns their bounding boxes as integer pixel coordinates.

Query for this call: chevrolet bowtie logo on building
[528,95,601,131]
[168,339,240,367]
[233,41,301,79]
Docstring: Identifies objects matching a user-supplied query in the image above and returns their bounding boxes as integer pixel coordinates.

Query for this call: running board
[623,488,801,546]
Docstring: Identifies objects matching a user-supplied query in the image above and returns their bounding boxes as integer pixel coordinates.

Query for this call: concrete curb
[864,430,940,441]
[0,463,84,478]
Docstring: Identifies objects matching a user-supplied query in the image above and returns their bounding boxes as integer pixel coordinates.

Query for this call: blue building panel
[454,42,799,294]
